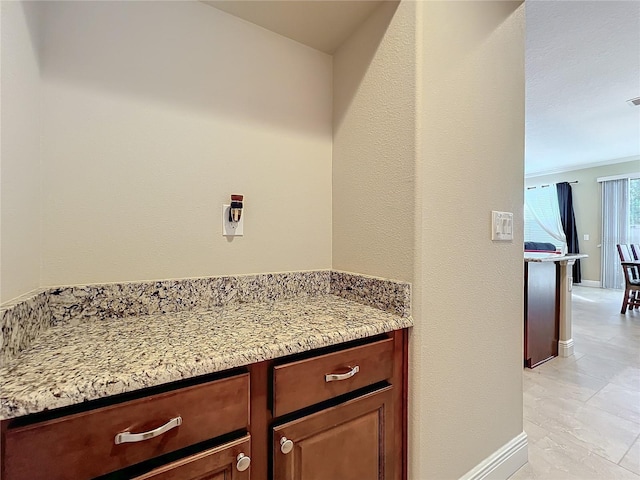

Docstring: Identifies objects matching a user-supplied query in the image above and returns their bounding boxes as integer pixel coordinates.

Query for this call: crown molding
[525,155,640,178]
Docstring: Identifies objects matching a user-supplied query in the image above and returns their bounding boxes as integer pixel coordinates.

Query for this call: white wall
[526,158,640,283]
[332,0,415,283]
[0,1,42,302]
[413,2,525,478]
[38,1,333,287]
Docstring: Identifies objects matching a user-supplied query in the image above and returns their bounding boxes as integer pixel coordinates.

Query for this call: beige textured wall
[38,1,332,287]
[332,0,415,283]
[526,158,640,283]
[0,1,42,302]
[413,2,525,478]
[333,1,526,478]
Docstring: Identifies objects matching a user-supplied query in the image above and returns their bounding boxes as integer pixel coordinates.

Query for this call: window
[631,178,640,244]
[524,185,566,252]
[599,173,640,289]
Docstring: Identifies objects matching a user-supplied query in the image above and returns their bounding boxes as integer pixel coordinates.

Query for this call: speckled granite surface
[1,270,412,368]
[48,271,332,325]
[0,271,332,367]
[330,271,411,317]
[0,289,51,366]
[0,294,412,419]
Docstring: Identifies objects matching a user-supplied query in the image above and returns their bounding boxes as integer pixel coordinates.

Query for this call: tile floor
[510,286,640,479]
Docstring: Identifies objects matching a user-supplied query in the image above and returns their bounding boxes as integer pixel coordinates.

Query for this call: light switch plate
[492,211,513,241]
[222,205,244,236]
[583,234,589,241]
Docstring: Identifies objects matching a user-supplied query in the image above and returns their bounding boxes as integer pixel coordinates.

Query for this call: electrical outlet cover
[222,205,244,236]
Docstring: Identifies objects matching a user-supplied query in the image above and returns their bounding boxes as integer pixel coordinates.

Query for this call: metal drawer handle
[325,365,359,382]
[114,416,182,445]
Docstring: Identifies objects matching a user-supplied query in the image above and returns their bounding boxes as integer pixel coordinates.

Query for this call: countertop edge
[524,254,588,263]
[0,316,413,420]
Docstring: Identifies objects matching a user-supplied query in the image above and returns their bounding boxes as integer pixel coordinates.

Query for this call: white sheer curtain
[524,186,567,253]
[601,178,628,289]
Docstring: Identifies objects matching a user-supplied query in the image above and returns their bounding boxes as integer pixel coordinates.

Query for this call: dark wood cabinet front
[273,338,394,417]
[272,386,394,480]
[134,435,251,480]
[3,374,250,480]
[524,261,560,368]
[1,330,408,480]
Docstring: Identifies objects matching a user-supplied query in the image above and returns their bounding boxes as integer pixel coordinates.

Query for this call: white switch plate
[222,205,244,236]
[583,234,589,241]
[492,211,513,241]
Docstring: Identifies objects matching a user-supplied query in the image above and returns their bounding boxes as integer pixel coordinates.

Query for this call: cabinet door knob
[236,453,251,472]
[280,437,294,454]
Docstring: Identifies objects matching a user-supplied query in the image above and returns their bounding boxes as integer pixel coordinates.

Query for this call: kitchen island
[524,253,587,368]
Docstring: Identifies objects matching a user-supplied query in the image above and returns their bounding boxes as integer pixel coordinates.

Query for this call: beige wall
[333,1,526,478]
[39,1,333,287]
[4,2,529,477]
[526,158,640,283]
[332,1,415,283]
[414,2,525,478]
[0,1,42,302]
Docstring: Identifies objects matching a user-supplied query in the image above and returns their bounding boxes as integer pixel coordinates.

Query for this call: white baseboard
[575,280,601,288]
[558,339,574,357]
[460,432,528,480]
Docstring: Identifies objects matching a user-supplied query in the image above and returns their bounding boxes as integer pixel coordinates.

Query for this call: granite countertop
[524,253,588,262]
[0,294,413,420]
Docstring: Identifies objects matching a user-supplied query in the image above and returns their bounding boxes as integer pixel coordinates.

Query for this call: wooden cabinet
[273,387,394,480]
[524,261,560,368]
[134,435,251,480]
[273,338,394,417]
[0,330,408,480]
[3,374,250,480]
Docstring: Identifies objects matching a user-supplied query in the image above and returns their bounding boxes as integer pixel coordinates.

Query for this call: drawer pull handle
[325,365,360,382]
[236,453,251,472]
[280,437,294,454]
[114,416,182,445]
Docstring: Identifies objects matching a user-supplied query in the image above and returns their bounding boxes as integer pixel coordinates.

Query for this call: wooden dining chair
[617,244,640,314]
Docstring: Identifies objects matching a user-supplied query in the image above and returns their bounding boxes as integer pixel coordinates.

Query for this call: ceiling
[525,1,640,176]
[202,0,383,54]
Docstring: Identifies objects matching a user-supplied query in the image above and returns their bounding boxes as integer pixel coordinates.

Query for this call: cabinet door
[524,261,559,367]
[134,435,251,480]
[273,387,393,480]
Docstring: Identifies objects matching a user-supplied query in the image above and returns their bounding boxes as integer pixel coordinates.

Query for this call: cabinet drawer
[134,435,251,480]
[273,338,394,417]
[4,373,250,480]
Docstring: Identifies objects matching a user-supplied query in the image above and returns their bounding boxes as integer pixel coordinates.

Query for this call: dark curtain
[557,182,581,283]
